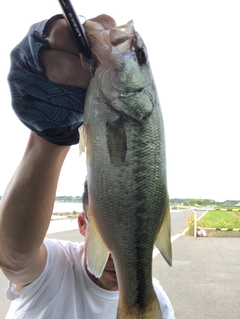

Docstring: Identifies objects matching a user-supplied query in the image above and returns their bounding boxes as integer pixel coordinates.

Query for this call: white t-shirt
[6,238,175,319]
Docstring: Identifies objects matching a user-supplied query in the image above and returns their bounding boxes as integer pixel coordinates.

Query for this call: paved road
[153,236,240,319]
[170,209,191,235]
[1,210,239,318]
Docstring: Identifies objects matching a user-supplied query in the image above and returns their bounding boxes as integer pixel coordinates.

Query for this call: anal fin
[155,203,172,266]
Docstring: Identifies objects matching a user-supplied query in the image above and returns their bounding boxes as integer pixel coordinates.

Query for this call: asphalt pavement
[153,235,240,319]
[1,228,240,318]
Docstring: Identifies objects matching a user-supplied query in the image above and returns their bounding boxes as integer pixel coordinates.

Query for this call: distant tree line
[1,195,238,206]
[55,196,82,203]
[170,198,240,206]
[56,197,213,205]
[182,199,215,206]
[170,198,215,206]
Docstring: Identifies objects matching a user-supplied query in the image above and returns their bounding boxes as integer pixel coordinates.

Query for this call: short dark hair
[82,178,89,214]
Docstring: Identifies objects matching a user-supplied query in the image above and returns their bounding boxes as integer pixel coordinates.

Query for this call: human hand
[40,18,91,89]
[41,14,116,88]
[7,14,116,145]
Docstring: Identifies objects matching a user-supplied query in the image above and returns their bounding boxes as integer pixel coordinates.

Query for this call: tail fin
[117,293,163,319]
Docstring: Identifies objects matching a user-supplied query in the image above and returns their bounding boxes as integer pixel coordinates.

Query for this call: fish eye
[136,47,147,66]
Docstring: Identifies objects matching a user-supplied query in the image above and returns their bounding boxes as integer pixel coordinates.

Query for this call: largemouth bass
[80,18,172,319]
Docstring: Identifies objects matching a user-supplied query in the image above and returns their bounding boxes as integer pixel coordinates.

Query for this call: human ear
[78,212,87,236]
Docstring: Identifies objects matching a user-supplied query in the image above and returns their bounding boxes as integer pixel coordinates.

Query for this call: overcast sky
[0,0,239,201]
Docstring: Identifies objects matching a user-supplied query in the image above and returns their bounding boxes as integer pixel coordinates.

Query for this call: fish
[79,19,172,319]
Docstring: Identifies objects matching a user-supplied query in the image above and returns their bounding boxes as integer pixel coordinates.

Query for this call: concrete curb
[201,227,240,232]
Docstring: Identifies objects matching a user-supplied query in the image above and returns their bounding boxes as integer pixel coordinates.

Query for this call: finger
[89,14,117,30]
[41,50,91,89]
[45,15,116,56]
[45,18,79,55]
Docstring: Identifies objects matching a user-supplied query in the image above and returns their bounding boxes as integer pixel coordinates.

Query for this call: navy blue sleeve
[7,15,86,145]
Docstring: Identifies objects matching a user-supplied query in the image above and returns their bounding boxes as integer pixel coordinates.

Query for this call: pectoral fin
[79,124,91,165]
[78,125,86,155]
[106,117,127,167]
[155,204,172,266]
[86,214,110,278]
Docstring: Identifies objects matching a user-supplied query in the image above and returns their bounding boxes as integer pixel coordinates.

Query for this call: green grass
[198,210,240,229]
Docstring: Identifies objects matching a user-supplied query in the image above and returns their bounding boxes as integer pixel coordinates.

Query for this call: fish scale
[80,19,172,319]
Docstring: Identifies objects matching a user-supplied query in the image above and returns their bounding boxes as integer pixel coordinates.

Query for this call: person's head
[78,179,118,291]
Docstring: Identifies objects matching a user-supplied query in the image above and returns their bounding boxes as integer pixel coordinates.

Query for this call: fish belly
[84,81,167,318]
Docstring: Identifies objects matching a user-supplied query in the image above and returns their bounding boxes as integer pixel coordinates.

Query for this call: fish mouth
[119,88,143,98]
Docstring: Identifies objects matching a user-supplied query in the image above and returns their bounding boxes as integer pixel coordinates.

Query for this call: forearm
[1,16,87,272]
[0,132,70,267]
